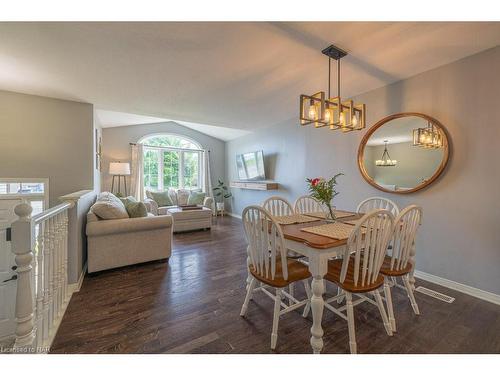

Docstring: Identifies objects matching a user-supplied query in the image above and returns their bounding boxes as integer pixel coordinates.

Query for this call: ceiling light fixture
[300,44,365,132]
[413,121,443,148]
[375,141,397,167]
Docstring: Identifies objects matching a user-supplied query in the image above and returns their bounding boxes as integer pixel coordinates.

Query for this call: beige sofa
[145,188,214,216]
[86,210,173,273]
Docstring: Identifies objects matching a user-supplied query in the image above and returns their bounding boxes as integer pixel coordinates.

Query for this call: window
[0,179,48,215]
[141,134,203,191]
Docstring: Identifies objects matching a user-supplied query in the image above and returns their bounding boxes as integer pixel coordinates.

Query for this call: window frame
[140,134,204,191]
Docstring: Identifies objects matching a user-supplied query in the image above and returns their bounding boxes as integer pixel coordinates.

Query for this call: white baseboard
[415,270,500,306]
[70,261,87,293]
[226,212,242,219]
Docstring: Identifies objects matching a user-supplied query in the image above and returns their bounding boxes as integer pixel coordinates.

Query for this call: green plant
[213,178,232,203]
[306,173,343,220]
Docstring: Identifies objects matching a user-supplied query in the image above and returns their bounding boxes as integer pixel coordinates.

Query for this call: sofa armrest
[144,198,158,215]
[87,215,172,237]
[203,196,214,211]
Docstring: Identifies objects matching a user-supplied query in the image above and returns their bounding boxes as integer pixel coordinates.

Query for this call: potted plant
[213,178,232,213]
[306,173,343,221]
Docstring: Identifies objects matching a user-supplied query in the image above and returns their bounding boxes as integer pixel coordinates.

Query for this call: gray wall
[0,90,95,206]
[101,121,226,193]
[226,46,500,294]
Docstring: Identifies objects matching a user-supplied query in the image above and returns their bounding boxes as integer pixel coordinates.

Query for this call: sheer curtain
[203,150,214,213]
[130,143,144,201]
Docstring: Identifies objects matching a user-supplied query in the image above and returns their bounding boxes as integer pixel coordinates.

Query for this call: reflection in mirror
[359,114,448,193]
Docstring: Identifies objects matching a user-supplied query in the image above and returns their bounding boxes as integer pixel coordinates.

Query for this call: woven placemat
[272,214,321,225]
[304,210,355,219]
[301,222,364,240]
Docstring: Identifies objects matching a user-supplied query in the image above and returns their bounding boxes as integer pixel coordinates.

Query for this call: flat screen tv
[236,151,266,180]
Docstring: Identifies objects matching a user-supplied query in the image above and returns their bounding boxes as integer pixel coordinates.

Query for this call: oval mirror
[358,113,450,194]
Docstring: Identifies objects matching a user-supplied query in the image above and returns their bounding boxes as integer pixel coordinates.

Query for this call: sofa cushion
[121,196,148,218]
[168,188,178,206]
[187,191,206,205]
[91,192,129,220]
[147,190,173,207]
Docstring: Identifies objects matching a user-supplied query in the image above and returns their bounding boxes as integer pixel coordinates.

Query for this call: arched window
[139,134,204,191]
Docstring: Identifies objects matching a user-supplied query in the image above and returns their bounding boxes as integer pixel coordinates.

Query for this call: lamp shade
[109,162,131,175]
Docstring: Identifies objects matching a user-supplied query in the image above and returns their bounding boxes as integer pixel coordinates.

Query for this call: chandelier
[300,44,365,132]
[375,141,397,167]
[413,121,443,148]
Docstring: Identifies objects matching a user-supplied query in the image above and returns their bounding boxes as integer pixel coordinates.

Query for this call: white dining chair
[380,205,423,332]
[323,209,395,354]
[239,205,312,350]
[262,196,294,217]
[294,195,327,215]
[357,197,400,217]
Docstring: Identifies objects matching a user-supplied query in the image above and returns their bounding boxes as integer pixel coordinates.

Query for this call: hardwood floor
[50,216,500,354]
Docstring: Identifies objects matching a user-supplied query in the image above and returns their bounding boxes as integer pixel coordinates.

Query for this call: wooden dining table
[277,210,417,354]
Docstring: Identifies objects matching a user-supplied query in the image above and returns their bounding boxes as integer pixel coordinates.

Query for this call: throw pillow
[176,189,190,205]
[91,192,129,220]
[124,201,148,218]
[118,196,148,218]
[187,191,206,205]
[148,190,173,207]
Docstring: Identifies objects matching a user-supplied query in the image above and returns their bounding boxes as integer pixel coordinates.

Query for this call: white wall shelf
[230,181,279,191]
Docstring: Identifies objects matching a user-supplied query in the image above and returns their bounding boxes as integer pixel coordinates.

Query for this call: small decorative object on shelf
[213,178,232,216]
[306,173,343,222]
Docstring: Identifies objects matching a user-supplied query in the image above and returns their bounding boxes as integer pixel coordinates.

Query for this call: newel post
[11,201,35,349]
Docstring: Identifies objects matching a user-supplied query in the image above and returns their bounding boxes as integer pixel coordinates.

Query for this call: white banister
[11,199,74,352]
[11,202,35,349]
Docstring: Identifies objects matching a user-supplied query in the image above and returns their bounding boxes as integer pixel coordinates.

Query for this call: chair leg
[345,292,357,354]
[240,278,257,317]
[271,288,282,350]
[384,279,396,332]
[402,274,420,315]
[373,289,393,336]
[288,284,295,306]
[337,286,345,305]
[302,279,312,318]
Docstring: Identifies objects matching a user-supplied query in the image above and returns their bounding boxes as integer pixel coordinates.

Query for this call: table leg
[308,253,327,354]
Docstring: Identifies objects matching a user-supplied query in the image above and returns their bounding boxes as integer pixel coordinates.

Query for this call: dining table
[275,210,417,354]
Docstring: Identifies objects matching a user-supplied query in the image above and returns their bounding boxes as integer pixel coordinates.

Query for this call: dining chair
[357,197,400,216]
[239,205,312,350]
[262,196,294,217]
[323,209,395,354]
[380,205,423,332]
[294,195,327,215]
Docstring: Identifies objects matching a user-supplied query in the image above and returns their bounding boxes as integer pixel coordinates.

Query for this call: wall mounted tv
[236,151,266,180]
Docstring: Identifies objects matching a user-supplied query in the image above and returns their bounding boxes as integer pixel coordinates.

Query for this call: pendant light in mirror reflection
[300,44,365,132]
[413,121,444,148]
[375,141,397,167]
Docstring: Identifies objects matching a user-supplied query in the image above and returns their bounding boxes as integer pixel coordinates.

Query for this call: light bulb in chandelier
[308,104,317,120]
[325,107,332,124]
[352,113,359,127]
[339,111,345,126]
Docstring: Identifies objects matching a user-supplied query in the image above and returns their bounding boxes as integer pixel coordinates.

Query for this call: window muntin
[141,134,203,191]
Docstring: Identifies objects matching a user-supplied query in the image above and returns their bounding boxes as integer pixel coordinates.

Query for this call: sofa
[86,192,173,273]
[144,188,214,216]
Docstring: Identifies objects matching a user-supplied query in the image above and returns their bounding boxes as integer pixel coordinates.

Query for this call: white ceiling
[94,109,250,140]
[1,22,499,140]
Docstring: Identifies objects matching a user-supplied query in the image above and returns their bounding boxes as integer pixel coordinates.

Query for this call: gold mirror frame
[357,112,450,194]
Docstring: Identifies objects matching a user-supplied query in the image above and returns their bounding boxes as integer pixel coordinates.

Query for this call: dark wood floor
[50,216,500,354]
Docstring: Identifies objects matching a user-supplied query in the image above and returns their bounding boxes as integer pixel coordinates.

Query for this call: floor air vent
[416,286,455,303]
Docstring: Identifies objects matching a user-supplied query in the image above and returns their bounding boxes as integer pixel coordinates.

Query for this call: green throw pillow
[147,191,173,207]
[119,196,148,218]
[187,191,206,205]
